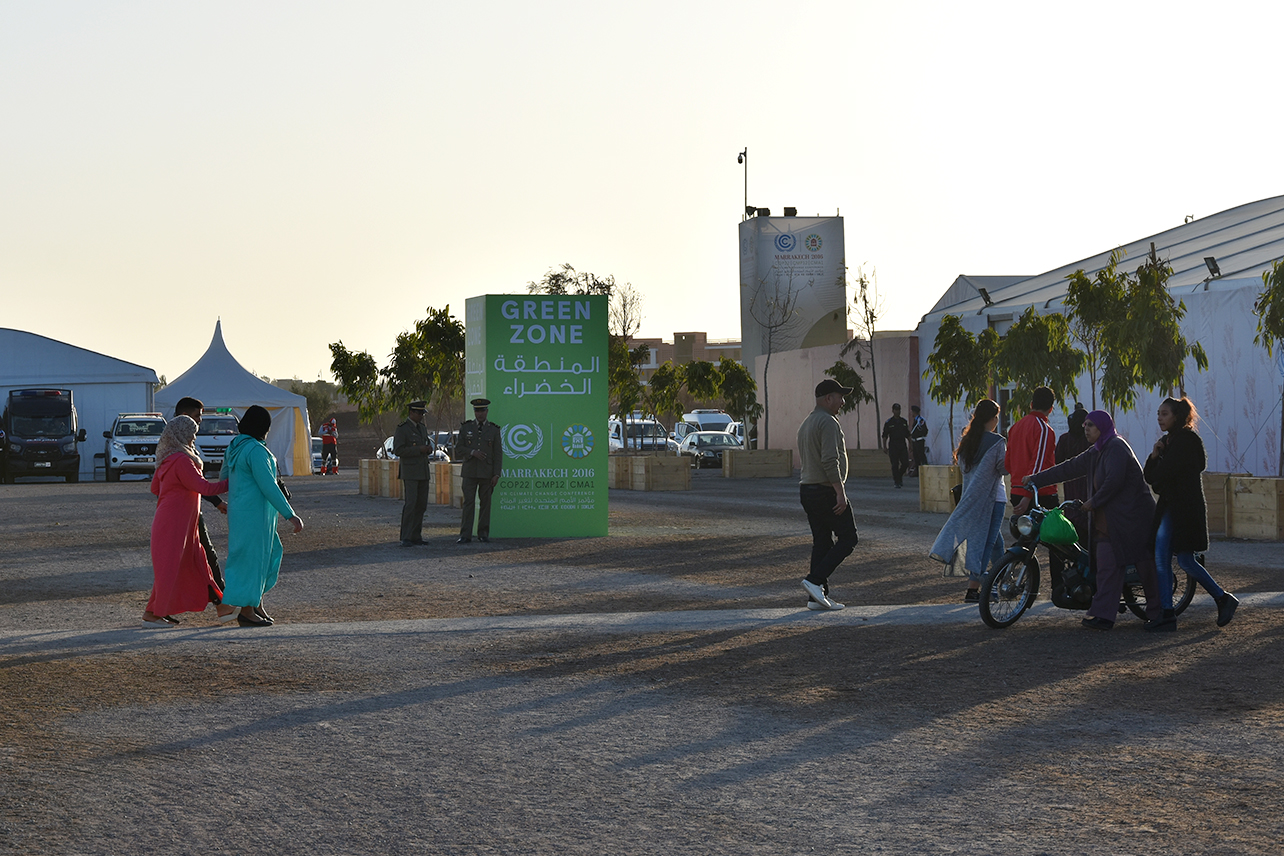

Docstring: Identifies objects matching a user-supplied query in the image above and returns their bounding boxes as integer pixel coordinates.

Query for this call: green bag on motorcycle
[1039,508,1080,545]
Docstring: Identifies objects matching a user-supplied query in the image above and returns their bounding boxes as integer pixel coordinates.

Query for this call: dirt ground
[3,471,1283,854]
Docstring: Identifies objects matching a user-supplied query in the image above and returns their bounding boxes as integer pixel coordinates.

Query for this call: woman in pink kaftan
[143,416,236,628]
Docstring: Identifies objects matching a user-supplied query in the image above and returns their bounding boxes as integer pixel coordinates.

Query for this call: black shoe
[1215,592,1239,627]
[457,537,471,544]
[400,540,416,547]
[236,612,272,628]
[478,536,489,543]
[1145,610,1177,633]
[1082,617,1114,631]
[964,589,980,603]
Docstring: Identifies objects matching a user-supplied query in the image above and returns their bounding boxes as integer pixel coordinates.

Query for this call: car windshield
[198,417,239,435]
[116,420,166,436]
[312,438,322,454]
[11,415,72,436]
[695,433,737,447]
[625,423,666,438]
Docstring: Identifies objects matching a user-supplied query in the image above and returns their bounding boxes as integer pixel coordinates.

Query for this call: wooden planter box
[608,455,689,491]
[357,459,402,499]
[847,449,890,479]
[1226,476,1284,540]
[432,461,454,505]
[723,448,792,478]
[918,464,960,513]
[1201,472,1247,535]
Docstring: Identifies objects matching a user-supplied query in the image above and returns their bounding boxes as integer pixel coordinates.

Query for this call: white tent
[1,328,160,480]
[155,322,311,476]
[916,195,1284,476]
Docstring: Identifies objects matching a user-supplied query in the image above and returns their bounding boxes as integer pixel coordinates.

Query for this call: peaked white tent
[155,322,311,475]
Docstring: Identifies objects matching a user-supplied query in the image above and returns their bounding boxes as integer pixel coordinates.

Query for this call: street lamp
[737,148,748,220]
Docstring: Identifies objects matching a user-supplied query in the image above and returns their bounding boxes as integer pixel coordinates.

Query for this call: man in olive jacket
[456,398,503,543]
[393,400,435,546]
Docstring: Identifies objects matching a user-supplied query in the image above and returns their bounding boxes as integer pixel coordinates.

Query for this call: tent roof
[154,321,306,410]
[0,328,159,385]
[922,194,1284,322]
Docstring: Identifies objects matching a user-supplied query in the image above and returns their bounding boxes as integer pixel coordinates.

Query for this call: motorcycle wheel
[980,553,1039,629]
[1122,558,1200,620]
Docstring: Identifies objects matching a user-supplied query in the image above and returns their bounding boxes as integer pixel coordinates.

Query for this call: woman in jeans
[930,399,1007,602]
[1143,396,1238,631]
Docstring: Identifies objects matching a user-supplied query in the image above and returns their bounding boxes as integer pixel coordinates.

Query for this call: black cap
[408,400,427,413]
[911,405,920,413]
[815,379,853,398]
[470,398,490,409]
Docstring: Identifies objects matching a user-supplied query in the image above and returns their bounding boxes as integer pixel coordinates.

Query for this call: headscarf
[1067,404,1087,439]
[1086,409,1117,451]
[155,415,202,467]
[239,405,271,441]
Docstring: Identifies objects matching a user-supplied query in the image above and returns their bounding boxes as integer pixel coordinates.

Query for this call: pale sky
[3,1,1282,384]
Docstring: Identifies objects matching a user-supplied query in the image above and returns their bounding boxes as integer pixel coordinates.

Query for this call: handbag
[950,483,963,507]
[276,477,291,500]
[1040,507,1079,545]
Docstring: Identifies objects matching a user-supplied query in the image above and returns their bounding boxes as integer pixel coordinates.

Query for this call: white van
[672,409,733,443]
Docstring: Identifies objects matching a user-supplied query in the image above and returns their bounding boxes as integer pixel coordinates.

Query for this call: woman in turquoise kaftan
[220,406,303,626]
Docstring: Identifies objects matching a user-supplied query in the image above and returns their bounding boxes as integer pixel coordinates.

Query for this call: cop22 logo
[774,234,797,252]
[803,233,822,252]
[502,424,544,459]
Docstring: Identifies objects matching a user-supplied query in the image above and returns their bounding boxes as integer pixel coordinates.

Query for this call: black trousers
[460,477,494,539]
[912,439,927,468]
[800,484,859,586]
[198,512,224,597]
[401,478,430,542]
[888,444,910,486]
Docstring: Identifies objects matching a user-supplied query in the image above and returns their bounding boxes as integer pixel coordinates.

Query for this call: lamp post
[737,148,748,220]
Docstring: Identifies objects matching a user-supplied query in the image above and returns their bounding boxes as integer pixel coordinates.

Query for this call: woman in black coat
[1143,396,1238,631]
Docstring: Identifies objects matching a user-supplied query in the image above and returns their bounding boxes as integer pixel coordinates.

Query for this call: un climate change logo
[561,425,594,459]
[774,233,797,252]
[502,424,544,459]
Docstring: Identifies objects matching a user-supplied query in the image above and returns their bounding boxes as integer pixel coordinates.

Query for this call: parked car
[677,430,741,468]
[608,413,671,453]
[195,412,240,475]
[103,413,167,482]
[728,421,758,450]
[377,435,448,462]
[311,437,325,474]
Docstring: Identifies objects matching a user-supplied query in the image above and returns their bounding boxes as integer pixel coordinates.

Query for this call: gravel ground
[2,471,1283,855]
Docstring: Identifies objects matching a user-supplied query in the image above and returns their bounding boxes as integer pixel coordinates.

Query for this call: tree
[718,356,764,448]
[841,266,885,446]
[527,263,615,296]
[994,307,1085,410]
[746,268,807,449]
[1253,258,1284,475]
[823,358,875,445]
[1064,245,1207,413]
[924,316,996,450]
[645,362,684,429]
[329,342,387,425]
[384,306,466,432]
[1063,249,1128,409]
[683,360,722,405]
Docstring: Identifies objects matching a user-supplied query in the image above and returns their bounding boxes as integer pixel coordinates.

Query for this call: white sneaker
[807,598,845,610]
[801,578,831,607]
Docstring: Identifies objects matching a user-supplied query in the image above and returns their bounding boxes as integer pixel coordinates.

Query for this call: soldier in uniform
[456,398,503,543]
[393,400,435,546]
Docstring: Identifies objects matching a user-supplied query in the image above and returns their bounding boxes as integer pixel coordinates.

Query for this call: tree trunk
[762,351,772,450]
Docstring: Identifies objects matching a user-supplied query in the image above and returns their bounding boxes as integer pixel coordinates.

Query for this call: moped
[978,499,1196,629]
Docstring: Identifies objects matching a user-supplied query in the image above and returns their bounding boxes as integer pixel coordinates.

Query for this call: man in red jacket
[1006,386,1058,514]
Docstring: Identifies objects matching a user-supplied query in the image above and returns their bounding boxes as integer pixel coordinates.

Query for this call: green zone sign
[464,294,608,537]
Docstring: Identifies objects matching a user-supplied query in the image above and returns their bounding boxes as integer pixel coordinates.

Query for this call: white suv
[196,412,240,475]
[103,414,167,481]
